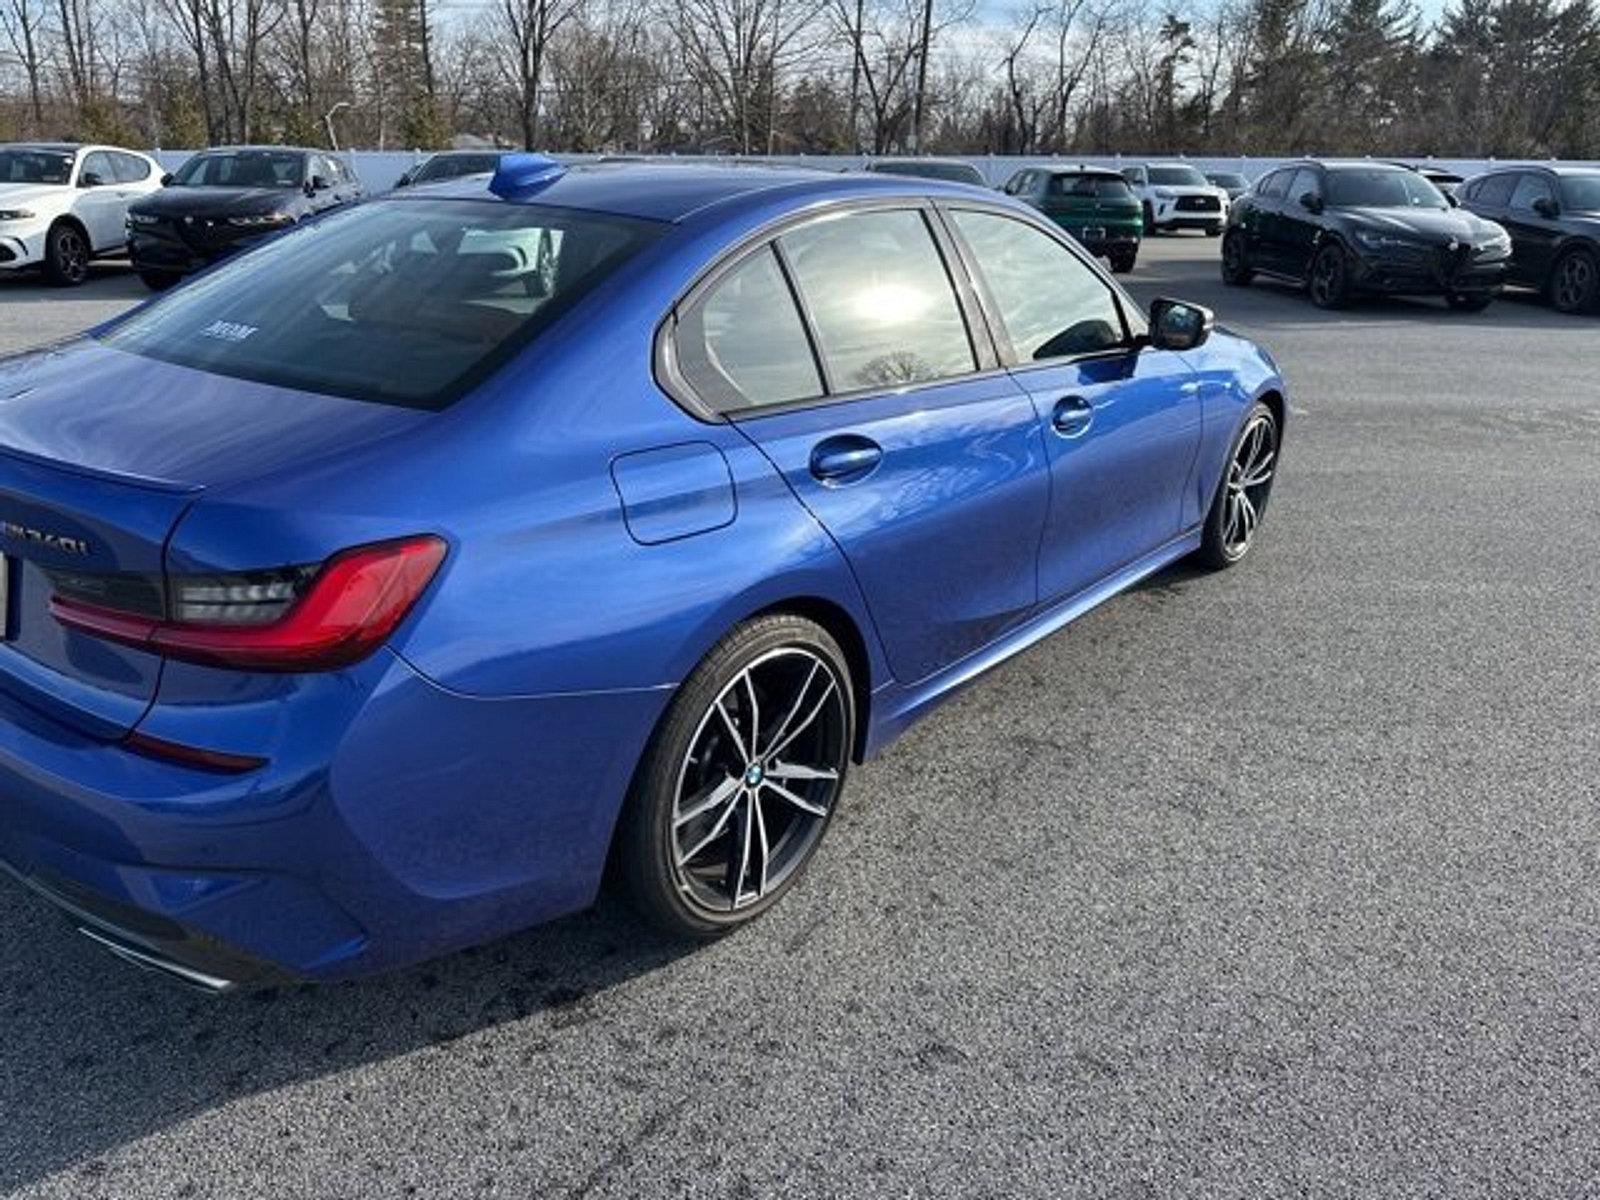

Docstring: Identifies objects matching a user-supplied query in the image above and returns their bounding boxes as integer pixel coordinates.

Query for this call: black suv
[1221,160,1511,311]
[126,146,363,289]
[1457,166,1600,314]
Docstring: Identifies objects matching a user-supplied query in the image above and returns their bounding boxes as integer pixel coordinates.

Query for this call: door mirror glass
[1148,298,1213,352]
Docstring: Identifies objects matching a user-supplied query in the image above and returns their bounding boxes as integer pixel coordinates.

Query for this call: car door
[1271,167,1325,278]
[943,206,1202,604]
[675,206,1050,685]
[71,150,129,251]
[1238,169,1288,269]
[1503,173,1563,288]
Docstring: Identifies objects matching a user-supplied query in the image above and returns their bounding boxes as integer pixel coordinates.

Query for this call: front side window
[1287,168,1321,204]
[0,148,73,185]
[78,151,115,186]
[1471,174,1517,207]
[1257,171,1290,199]
[173,150,307,189]
[100,199,662,409]
[1508,173,1556,212]
[419,155,500,183]
[951,209,1125,362]
[677,247,821,411]
[779,209,975,392]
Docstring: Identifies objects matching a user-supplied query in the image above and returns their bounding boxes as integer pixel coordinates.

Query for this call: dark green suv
[1000,166,1143,273]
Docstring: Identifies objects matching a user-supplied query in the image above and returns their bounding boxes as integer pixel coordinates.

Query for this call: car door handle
[1051,395,1094,438]
[809,435,883,484]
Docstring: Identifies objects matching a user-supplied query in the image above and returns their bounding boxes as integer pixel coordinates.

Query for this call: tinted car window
[951,209,1124,362]
[1208,172,1248,189]
[1508,173,1556,212]
[78,151,115,186]
[1469,174,1516,207]
[174,150,307,189]
[1257,170,1290,199]
[866,160,985,185]
[1048,174,1133,199]
[417,154,501,183]
[110,152,152,183]
[1147,165,1209,187]
[100,199,661,409]
[0,147,73,184]
[1326,168,1447,209]
[678,247,821,411]
[1560,174,1600,211]
[1287,168,1321,204]
[780,209,975,392]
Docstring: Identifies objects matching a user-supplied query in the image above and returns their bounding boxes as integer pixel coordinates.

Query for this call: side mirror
[160,173,174,187]
[1148,298,1214,352]
[1534,197,1560,219]
[78,170,106,189]
[309,174,332,193]
[1298,191,1323,213]
[394,172,412,189]
[1445,191,1460,208]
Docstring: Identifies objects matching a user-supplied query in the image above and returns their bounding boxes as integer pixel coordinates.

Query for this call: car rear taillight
[49,535,446,672]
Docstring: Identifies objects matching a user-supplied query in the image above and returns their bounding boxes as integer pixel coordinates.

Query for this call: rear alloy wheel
[1446,292,1493,313]
[43,222,90,287]
[1197,401,1278,569]
[1309,243,1350,309]
[616,615,853,938]
[1221,231,1254,286]
[1548,248,1599,314]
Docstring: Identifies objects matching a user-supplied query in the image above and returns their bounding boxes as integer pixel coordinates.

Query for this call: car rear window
[99,199,662,409]
[1047,175,1133,199]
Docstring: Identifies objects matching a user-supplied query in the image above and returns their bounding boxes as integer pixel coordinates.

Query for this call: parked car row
[1221,158,1600,315]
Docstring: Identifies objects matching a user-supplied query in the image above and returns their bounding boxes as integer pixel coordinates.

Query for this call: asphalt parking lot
[2,239,1598,1199]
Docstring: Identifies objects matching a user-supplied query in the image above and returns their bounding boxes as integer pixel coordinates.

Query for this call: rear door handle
[1051,395,1094,438]
[809,435,883,484]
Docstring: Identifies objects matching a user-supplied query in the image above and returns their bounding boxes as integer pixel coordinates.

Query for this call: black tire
[1142,202,1156,234]
[615,613,855,939]
[1220,231,1254,286]
[1446,292,1493,313]
[1308,243,1350,309]
[1547,247,1599,314]
[43,221,91,287]
[1205,224,1224,238]
[138,269,180,291]
[1196,401,1279,570]
[1109,251,1136,275]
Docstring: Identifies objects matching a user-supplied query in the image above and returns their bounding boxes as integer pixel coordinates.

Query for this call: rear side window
[110,152,152,183]
[677,247,821,411]
[779,209,975,392]
[950,209,1124,362]
[100,199,662,409]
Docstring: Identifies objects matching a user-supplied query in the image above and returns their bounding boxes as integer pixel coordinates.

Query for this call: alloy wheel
[1310,248,1343,307]
[671,647,848,914]
[56,229,88,283]
[1554,253,1596,312]
[1222,412,1277,559]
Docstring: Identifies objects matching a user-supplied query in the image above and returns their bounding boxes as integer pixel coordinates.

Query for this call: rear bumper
[0,653,669,986]
[1154,215,1224,231]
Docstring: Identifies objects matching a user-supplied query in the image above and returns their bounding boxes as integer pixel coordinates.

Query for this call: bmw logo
[744,764,765,787]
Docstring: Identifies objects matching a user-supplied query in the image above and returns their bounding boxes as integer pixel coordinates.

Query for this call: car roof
[867,157,973,166]
[413,160,974,223]
[197,145,321,155]
[2,142,80,153]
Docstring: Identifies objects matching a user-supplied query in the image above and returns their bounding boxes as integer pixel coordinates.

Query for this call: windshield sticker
[199,320,259,344]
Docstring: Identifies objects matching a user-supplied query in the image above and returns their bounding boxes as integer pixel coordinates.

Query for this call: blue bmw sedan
[0,156,1285,988]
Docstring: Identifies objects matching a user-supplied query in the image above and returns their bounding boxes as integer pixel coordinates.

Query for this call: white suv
[1121,162,1230,236]
[0,143,163,286]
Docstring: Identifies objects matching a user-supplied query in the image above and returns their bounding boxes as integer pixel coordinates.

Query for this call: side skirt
[862,527,1202,757]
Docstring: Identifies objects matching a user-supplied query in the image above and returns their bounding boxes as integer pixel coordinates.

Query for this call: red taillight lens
[50,535,446,672]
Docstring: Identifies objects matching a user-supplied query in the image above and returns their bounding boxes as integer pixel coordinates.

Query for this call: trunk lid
[0,339,430,736]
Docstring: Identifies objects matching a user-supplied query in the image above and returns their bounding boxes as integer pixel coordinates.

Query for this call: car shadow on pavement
[0,879,693,1192]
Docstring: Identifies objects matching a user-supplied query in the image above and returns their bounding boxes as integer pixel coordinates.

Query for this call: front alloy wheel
[44,223,90,287]
[617,615,853,937]
[1221,232,1253,286]
[1550,249,1599,314]
[1309,244,1349,309]
[1197,402,1278,569]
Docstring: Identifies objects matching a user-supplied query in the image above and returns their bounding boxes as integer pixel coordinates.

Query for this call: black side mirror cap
[1534,197,1560,218]
[1148,297,1214,352]
[160,173,174,187]
[78,171,105,189]
[1298,191,1323,213]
